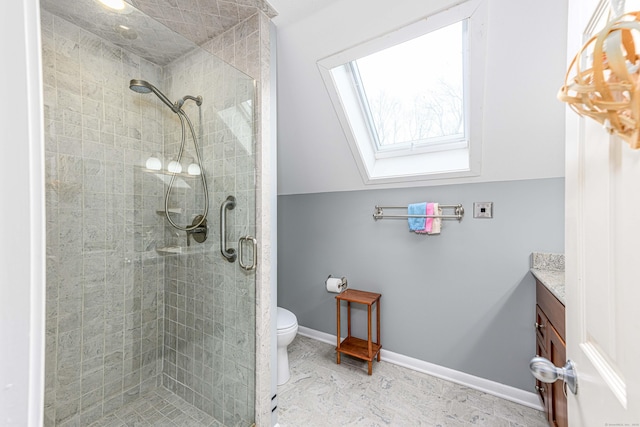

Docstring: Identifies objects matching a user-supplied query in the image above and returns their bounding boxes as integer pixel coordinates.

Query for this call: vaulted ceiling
[272,0,568,195]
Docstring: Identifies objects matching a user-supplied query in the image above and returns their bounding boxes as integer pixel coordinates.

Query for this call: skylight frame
[318,0,487,185]
[349,19,470,158]
[348,61,384,150]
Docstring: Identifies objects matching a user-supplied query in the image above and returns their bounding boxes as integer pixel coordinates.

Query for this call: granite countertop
[530,252,565,305]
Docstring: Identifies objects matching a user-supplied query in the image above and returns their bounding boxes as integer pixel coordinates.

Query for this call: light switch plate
[473,202,493,218]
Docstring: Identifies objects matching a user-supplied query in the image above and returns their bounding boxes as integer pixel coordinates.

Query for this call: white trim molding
[297,325,543,412]
[0,0,46,425]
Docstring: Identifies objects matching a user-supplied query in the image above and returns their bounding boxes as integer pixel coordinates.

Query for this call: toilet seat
[277,307,297,331]
[277,323,298,335]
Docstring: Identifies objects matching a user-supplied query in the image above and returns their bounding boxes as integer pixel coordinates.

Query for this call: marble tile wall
[41,0,277,67]
[42,5,271,427]
[40,0,197,66]
[159,44,257,426]
[127,0,277,47]
[42,10,167,426]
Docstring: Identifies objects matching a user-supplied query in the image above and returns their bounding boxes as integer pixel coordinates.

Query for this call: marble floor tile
[278,335,549,427]
[89,387,218,427]
[89,334,549,427]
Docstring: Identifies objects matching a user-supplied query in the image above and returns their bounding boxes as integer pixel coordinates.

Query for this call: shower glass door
[158,54,257,425]
[40,1,257,425]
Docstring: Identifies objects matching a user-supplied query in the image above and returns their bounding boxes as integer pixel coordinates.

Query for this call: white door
[565,0,640,425]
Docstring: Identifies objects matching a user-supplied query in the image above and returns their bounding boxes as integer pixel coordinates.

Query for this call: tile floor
[277,335,549,427]
[88,387,221,427]
[89,334,549,426]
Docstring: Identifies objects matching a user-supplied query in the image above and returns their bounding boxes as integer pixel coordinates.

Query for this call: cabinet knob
[535,385,545,393]
[535,322,545,330]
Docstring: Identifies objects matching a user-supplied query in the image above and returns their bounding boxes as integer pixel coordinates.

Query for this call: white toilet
[276,307,298,385]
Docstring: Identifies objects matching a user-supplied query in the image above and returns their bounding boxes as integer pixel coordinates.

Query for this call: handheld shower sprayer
[129,78,208,233]
[129,79,202,112]
[129,79,179,113]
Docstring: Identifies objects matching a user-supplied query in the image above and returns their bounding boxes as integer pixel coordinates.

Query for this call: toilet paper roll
[326,277,344,293]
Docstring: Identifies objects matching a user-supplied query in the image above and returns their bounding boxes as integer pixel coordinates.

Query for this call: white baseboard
[296,325,543,411]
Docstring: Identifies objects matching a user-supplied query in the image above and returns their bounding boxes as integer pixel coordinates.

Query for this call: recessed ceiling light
[95,0,133,14]
[115,24,138,40]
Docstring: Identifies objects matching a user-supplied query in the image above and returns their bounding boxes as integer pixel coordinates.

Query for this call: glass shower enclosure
[40,0,257,425]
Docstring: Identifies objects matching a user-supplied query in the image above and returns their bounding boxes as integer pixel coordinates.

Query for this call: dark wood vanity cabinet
[535,280,568,427]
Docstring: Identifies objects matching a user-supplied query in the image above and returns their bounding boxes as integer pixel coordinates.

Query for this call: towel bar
[373,204,464,221]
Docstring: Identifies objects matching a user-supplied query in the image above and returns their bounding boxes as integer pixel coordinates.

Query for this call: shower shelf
[156,246,209,255]
[156,208,183,215]
[140,166,199,178]
[156,246,183,255]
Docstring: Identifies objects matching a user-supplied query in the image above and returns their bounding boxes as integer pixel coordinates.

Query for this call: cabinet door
[535,337,549,414]
[535,305,548,352]
[548,325,568,427]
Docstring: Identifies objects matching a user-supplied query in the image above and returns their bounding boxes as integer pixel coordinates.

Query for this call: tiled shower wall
[42,10,167,426]
[43,5,266,427]
[160,44,257,426]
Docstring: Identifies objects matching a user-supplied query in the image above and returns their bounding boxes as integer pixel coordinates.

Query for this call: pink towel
[415,203,434,234]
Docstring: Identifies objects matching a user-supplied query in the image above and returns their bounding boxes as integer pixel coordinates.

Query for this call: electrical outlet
[473,202,493,218]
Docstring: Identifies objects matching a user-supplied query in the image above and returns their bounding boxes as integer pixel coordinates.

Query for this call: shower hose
[164,105,209,232]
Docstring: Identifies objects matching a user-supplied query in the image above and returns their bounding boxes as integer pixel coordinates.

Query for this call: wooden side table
[335,289,381,375]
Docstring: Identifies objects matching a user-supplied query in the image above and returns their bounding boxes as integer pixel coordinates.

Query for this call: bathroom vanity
[531,254,567,427]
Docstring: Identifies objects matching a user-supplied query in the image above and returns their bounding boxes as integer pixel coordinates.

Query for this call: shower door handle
[220,196,237,262]
[238,236,257,271]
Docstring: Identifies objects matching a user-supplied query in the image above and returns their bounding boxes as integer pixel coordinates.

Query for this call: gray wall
[277,178,564,391]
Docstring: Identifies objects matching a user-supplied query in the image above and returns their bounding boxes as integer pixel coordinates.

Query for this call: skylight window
[352,21,466,154]
[318,0,487,185]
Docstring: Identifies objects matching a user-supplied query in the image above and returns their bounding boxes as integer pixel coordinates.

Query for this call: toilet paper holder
[326,275,348,292]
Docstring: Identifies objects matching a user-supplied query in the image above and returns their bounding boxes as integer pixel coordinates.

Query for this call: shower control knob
[186,215,208,246]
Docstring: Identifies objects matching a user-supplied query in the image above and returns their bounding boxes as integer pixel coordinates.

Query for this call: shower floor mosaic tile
[277,335,549,427]
[88,387,222,427]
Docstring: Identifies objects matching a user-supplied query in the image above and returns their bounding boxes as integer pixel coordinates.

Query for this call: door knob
[529,356,578,395]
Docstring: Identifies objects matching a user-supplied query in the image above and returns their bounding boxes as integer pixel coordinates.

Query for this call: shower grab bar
[373,204,464,221]
[238,236,257,271]
[220,196,237,262]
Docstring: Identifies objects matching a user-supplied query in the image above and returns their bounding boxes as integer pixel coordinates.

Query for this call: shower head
[129,79,152,94]
[129,79,178,113]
